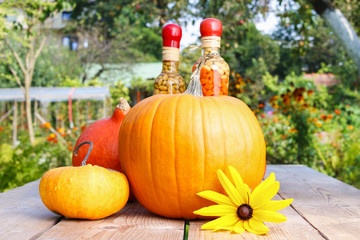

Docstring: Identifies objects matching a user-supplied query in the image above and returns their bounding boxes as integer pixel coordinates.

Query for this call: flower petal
[252,172,275,196]
[232,220,245,234]
[213,226,233,232]
[196,190,235,206]
[261,199,293,212]
[253,209,287,223]
[227,166,251,203]
[201,213,239,230]
[194,204,237,217]
[251,181,280,209]
[249,218,269,234]
[217,169,243,205]
[243,220,266,235]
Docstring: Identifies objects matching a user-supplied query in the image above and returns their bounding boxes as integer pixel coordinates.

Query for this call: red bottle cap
[200,18,222,37]
[162,24,182,48]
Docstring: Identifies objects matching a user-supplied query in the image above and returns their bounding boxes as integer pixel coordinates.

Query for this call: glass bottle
[192,18,230,96]
[154,24,185,94]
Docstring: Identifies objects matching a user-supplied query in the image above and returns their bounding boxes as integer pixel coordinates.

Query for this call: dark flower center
[237,204,253,220]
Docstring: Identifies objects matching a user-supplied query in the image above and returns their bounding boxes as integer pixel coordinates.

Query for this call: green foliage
[110,80,131,106]
[0,138,71,192]
[180,46,202,83]
[249,71,360,188]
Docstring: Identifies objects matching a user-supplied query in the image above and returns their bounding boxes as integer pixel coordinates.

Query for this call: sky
[179,0,280,51]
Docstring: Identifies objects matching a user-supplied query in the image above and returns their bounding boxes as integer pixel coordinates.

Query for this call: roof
[0,87,110,102]
[85,62,162,86]
[304,73,340,87]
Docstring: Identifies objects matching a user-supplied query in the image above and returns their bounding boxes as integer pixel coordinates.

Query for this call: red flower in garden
[281,94,290,105]
[334,109,341,115]
[327,114,333,120]
[47,133,57,142]
[269,95,279,103]
[258,103,265,108]
[0,126,3,132]
[288,128,298,133]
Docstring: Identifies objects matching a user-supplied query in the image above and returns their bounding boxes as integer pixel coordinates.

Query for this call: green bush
[0,137,72,192]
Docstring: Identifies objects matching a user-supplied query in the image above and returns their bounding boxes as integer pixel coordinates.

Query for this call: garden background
[0,0,359,192]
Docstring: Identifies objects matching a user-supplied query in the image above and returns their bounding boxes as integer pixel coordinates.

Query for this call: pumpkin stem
[184,53,216,97]
[74,141,94,166]
[117,97,131,112]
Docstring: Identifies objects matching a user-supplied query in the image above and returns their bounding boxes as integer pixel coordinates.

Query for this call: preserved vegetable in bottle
[192,18,230,96]
[154,24,185,94]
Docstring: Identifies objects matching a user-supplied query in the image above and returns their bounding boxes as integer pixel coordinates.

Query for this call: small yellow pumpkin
[39,164,129,220]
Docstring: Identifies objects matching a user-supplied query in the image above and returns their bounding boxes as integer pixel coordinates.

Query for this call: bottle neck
[201,47,220,55]
[162,60,179,73]
[201,36,221,55]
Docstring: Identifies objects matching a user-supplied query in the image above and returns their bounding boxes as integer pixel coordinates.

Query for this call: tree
[307,0,360,75]
[277,0,360,76]
[0,0,67,144]
[67,0,190,83]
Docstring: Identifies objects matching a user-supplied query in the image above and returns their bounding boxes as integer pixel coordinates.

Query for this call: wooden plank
[267,165,360,240]
[37,202,185,240]
[188,194,325,240]
[0,180,61,240]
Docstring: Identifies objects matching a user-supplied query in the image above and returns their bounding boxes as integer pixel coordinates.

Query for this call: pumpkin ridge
[197,96,207,198]
[225,97,265,189]
[123,97,156,205]
[247,103,267,182]
[209,97,228,169]
[234,100,251,187]
[173,94,185,217]
[149,94,173,213]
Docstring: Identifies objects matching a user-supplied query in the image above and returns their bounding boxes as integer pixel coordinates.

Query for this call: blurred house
[304,73,341,87]
[85,62,162,103]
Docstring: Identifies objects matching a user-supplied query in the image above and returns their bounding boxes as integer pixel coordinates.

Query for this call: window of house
[62,11,72,21]
[62,36,78,51]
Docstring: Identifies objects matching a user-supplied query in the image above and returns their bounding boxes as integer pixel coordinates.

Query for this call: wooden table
[1,165,359,240]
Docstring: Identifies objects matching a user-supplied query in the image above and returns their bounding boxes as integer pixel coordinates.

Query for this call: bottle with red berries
[153,24,185,95]
[192,18,230,96]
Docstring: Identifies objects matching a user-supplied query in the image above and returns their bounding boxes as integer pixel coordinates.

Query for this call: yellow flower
[315,121,323,128]
[193,166,293,235]
[288,128,298,133]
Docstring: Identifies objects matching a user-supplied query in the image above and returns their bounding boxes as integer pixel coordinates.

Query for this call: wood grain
[267,165,360,240]
[188,194,325,240]
[0,180,60,240]
[1,165,360,240]
[37,202,185,240]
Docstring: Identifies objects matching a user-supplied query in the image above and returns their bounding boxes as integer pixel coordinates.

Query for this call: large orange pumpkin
[118,93,266,219]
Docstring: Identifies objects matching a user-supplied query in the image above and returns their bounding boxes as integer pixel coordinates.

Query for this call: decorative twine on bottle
[184,53,216,97]
[201,36,221,48]
[162,47,180,61]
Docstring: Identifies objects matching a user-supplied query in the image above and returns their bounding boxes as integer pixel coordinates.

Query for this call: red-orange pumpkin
[118,93,266,219]
[72,98,130,171]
